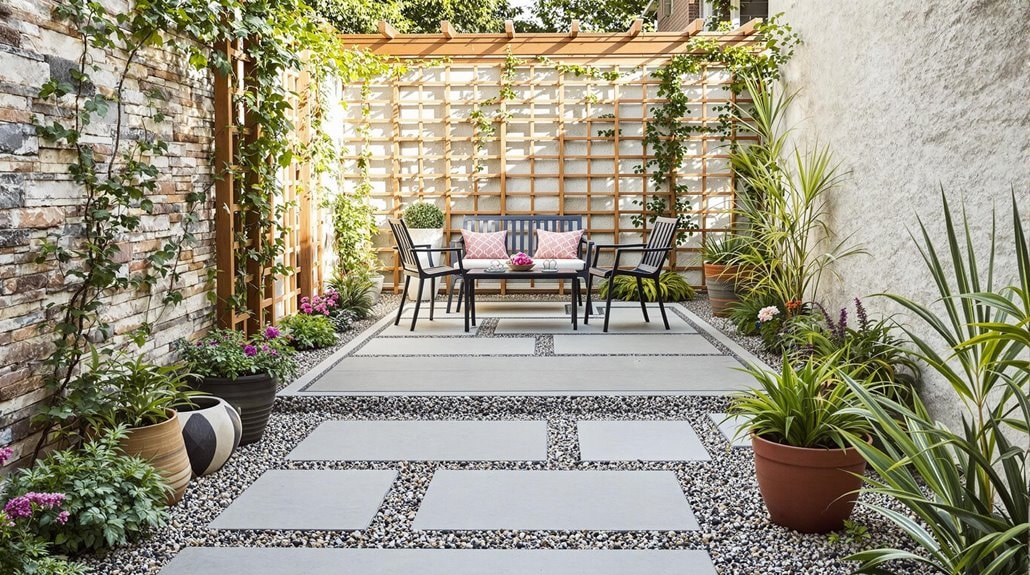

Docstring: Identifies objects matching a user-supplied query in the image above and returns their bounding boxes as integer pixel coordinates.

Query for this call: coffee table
[462,268,581,332]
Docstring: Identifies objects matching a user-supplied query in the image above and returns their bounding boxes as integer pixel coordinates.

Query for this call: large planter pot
[752,434,867,533]
[406,228,444,301]
[366,274,385,305]
[193,373,277,446]
[704,263,742,317]
[119,411,192,505]
[177,396,242,477]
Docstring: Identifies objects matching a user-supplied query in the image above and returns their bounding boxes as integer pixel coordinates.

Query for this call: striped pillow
[461,229,508,259]
[534,229,584,259]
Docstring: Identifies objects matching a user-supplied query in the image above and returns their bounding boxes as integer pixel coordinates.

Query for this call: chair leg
[410,278,424,332]
[429,277,436,321]
[603,275,614,333]
[656,275,670,330]
[446,275,455,313]
[455,277,463,313]
[584,273,594,324]
[636,276,650,323]
[395,276,411,326]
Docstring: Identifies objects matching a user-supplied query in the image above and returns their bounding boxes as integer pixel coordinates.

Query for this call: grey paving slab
[553,334,720,355]
[305,355,754,395]
[378,318,472,336]
[494,312,697,334]
[412,470,698,531]
[710,413,752,448]
[402,301,570,318]
[209,470,395,530]
[287,420,548,461]
[577,421,711,461]
[355,337,536,356]
[160,547,717,575]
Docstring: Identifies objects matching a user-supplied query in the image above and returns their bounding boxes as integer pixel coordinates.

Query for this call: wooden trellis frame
[334,19,761,290]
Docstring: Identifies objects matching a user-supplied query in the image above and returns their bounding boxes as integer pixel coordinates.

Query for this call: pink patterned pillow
[461,229,508,259]
[534,229,584,259]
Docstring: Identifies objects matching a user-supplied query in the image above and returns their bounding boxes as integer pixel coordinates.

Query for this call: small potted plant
[77,350,197,504]
[402,201,446,301]
[729,353,871,533]
[176,327,296,446]
[702,234,748,316]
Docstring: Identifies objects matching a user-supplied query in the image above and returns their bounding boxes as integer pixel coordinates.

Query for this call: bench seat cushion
[456,258,586,271]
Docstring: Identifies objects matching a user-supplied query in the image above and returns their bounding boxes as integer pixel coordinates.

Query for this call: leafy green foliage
[7,428,168,554]
[702,234,751,265]
[729,354,872,449]
[312,0,511,34]
[827,520,871,546]
[530,0,651,32]
[329,273,375,320]
[598,271,696,302]
[402,201,445,229]
[176,328,297,383]
[844,192,1028,575]
[280,314,338,350]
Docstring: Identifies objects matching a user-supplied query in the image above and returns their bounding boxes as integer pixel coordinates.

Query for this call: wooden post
[213,40,236,329]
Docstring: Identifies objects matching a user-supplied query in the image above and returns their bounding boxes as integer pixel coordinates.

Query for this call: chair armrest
[588,242,646,268]
[612,246,671,269]
[409,246,465,253]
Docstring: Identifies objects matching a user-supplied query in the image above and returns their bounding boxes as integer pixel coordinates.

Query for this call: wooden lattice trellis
[333,18,761,291]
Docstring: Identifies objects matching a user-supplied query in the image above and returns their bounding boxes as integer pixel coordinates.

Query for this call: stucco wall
[768,0,1029,426]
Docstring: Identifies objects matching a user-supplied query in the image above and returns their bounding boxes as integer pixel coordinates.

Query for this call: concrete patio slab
[355,337,536,356]
[209,470,395,530]
[287,420,548,461]
[378,319,472,336]
[709,413,752,448]
[577,421,710,461]
[304,355,753,395]
[553,334,720,355]
[412,470,698,531]
[160,548,718,575]
[494,313,696,334]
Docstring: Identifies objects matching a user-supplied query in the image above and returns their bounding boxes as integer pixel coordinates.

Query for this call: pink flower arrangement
[510,252,533,266]
[300,289,340,316]
[757,306,781,323]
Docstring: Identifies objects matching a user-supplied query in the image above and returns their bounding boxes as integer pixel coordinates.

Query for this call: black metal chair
[584,216,681,332]
[388,218,465,331]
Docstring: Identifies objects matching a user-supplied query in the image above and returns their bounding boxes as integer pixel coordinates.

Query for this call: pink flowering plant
[0,448,85,574]
[510,252,533,266]
[299,289,340,316]
[176,327,297,383]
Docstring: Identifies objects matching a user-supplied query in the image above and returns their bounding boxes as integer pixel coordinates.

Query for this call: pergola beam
[736,18,761,37]
[682,18,704,36]
[440,20,455,39]
[569,20,580,38]
[504,20,515,39]
[377,20,396,40]
[626,19,642,38]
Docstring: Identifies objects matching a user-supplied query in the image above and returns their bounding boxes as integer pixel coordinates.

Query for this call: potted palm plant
[729,353,872,533]
[402,201,446,301]
[702,234,749,316]
[176,327,296,446]
[81,350,197,504]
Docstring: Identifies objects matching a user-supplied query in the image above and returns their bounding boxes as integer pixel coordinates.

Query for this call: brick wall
[658,0,701,32]
[0,0,218,468]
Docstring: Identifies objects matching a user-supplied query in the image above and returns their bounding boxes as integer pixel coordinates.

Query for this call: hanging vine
[468,49,523,176]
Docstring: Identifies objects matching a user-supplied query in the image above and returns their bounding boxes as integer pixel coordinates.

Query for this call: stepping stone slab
[577,420,711,462]
[306,355,753,395]
[413,470,698,531]
[553,334,720,355]
[355,337,536,356]
[288,420,548,461]
[494,313,697,334]
[378,318,471,336]
[710,413,752,448]
[209,470,395,530]
[160,547,718,575]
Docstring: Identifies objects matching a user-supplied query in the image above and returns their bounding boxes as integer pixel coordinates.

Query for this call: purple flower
[26,492,64,509]
[243,344,258,357]
[264,326,281,339]
[854,297,869,331]
[56,511,70,525]
[3,496,31,519]
[0,447,12,466]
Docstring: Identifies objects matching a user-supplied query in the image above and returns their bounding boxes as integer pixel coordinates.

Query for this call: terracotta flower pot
[193,373,277,446]
[119,410,192,505]
[703,263,741,317]
[751,434,867,533]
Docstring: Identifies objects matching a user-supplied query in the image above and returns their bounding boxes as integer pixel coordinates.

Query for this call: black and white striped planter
[177,396,242,477]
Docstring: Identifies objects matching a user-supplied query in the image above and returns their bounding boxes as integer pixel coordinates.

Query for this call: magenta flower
[3,496,31,519]
[0,446,12,466]
[510,252,533,266]
[243,344,258,357]
[56,511,70,525]
[264,325,281,339]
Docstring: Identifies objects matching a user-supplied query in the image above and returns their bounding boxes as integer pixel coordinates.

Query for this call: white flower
[757,306,781,323]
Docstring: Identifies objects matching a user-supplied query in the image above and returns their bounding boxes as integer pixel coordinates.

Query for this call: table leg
[464,275,471,332]
[572,277,579,330]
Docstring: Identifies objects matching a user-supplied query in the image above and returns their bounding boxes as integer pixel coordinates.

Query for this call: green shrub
[598,271,695,302]
[328,273,375,320]
[7,428,167,553]
[280,313,337,350]
[402,201,444,229]
[701,234,750,265]
[728,291,782,336]
[176,327,297,383]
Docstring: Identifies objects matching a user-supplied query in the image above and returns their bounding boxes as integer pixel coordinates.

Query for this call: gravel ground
[80,293,929,575]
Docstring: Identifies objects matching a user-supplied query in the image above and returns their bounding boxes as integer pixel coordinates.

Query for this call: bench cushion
[456,259,586,271]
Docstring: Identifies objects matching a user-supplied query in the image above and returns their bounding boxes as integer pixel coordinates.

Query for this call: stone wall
[769,0,1030,426]
[0,0,218,467]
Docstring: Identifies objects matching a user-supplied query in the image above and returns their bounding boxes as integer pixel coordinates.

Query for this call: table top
[463,267,581,279]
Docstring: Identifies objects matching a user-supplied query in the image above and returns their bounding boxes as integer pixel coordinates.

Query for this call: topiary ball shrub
[598,271,696,302]
[6,427,168,553]
[402,201,444,229]
[280,313,338,350]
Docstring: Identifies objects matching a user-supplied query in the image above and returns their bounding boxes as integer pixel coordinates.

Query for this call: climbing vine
[470,50,523,175]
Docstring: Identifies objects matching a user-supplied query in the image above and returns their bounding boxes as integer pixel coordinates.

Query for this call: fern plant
[598,271,695,302]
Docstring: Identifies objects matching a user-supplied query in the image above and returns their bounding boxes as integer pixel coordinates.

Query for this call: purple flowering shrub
[300,289,340,316]
[1,448,86,574]
[176,327,297,383]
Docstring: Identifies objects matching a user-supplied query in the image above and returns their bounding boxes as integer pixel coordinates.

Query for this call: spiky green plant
[598,271,696,302]
[843,192,1028,575]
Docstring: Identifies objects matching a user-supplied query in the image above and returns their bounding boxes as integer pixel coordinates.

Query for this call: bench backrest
[459,215,583,256]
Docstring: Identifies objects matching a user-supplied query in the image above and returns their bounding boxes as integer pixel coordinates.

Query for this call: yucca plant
[843,192,1028,575]
[597,271,696,302]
